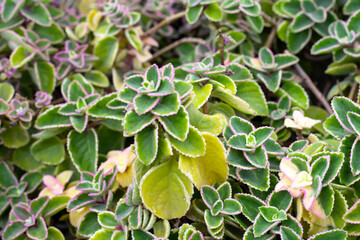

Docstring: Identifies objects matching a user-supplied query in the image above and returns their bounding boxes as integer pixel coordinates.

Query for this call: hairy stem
[149,37,207,61]
[141,11,187,39]
[295,63,333,114]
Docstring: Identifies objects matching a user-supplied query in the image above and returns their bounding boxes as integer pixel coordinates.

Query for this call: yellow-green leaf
[179,133,228,189]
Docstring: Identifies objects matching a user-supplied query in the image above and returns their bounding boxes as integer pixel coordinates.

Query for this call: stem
[141,11,187,39]
[294,63,333,114]
[296,129,303,140]
[349,82,358,101]
[261,12,277,26]
[264,23,277,48]
[336,79,344,96]
[218,30,225,65]
[148,37,207,61]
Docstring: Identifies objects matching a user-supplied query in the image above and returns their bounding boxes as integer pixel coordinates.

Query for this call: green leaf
[36,106,72,129]
[286,28,311,54]
[268,191,292,211]
[87,93,125,120]
[311,37,341,55]
[186,5,203,24]
[348,112,360,136]
[27,217,48,240]
[204,3,223,22]
[237,166,270,191]
[290,12,313,32]
[280,226,301,240]
[344,0,360,15]
[244,147,268,168]
[253,214,278,237]
[308,230,347,240]
[115,199,135,220]
[132,229,155,240]
[43,196,70,217]
[204,209,223,229]
[31,137,65,165]
[1,0,24,21]
[9,46,35,68]
[98,211,118,229]
[227,63,252,81]
[3,221,26,240]
[67,129,97,173]
[212,86,257,115]
[278,81,309,109]
[323,114,349,139]
[140,157,193,219]
[332,97,360,132]
[158,106,189,141]
[153,220,170,238]
[259,48,275,68]
[94,36,119,72]
[245,15,264,33]
[33,23,65,44]
[236,194,265,221]
[187,104,224,135]
[20,3,51,26]
[1,125,29,148]
[167,126,205,157]
[125,29,142,51]
[0,83,14,102]
[192,84,212,109]
[179,133,228,189]
[0,162,17,188]
[85,70,110,87]
[32,61,55,94]
[151,93,180,116]
[12,145,42,171]
[78,212,101,237]
[310,156,330,180]
[134,94,159,115]
[123,109,155,135]
[257,70,282,93]
[135,124,158,165]
[47,227,65,240]
[235,80,268,116]
[274,54,299,70]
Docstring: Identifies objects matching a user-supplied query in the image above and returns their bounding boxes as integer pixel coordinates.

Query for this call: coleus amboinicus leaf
[243,47,298,92]
[324,97,360,179]
[67,167,117,213]
[119,63,205,165]
[275,150,344,219]
[224,116,282,190]
[201,182,242,239]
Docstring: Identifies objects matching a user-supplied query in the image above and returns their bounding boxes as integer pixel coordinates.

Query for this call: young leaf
[135,124,158,165]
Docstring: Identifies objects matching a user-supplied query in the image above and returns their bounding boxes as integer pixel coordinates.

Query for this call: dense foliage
[0,0,360,239]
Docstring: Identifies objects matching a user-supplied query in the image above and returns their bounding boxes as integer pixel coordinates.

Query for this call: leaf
[192,84,212,109]
[133,94,159,115]
[36,106,72,129]
[27,217,48,240]
[0,83,14,102]
[204,3,223,22]
[47,227,65,240]
[257,71,282,92]
[94,36,119,72]
[34,61,56,94]
[323,114,349,139]
[158,106,189,141]
[33,23,65,44]
[1,125,29,148]
[12,145,42,171]
[268,191,292,211]
[67,129,98,173]
[236,166,270,191]
[151,93,180,116]
[87,93,125,120]
[140,158,193,219]
[253,214,278,237]
[286,28,311,54]
[259,48,275,68]
[243,147,268,168]
[78,212,101,237]
[308,229,347,240]
[246,15,264,33]
[187,104,224,135]
[186,5,203,24]
[332,96,360,132]
[98,211,118,229]
[344,199,360,223]
[43,196,70,217]
[31,136,65,164]
[135,124,158,165]
[290,12,313,32]
[236,194,265,221]
[278,81,309,109]
[351,137,360,176]
[274,54,299,70]
[0,162,17,188]
[123,109,155,135]
[20,3,51,26]
[85,70,110,88]
[179,133,228,189]
[280,226,301,240]
[311,37,341,55]
[167,126,205,157]
[204,209,223,229]
[3,221,26,240]
[9,45,35,68]
[235,81,268,116]
[125,28,142,51]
